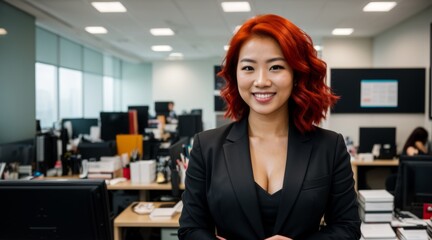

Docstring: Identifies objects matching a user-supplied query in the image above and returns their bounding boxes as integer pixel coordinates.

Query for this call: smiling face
[236,35,294,118]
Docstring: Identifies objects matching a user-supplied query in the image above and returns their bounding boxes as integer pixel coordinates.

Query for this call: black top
[255,182,282,237]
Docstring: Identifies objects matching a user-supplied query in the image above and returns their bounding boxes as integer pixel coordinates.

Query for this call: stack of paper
[130,160,156,184]
[396,228,428,240]
[149,207,176,220]
[358,190,394,223]
[426,220,432,239]
[87,156,123,179]
[361,223,397,240]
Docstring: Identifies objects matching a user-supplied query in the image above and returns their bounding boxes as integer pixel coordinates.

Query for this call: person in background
[178,14,361,240]
[402,127,429,156]
[167,101,177,124]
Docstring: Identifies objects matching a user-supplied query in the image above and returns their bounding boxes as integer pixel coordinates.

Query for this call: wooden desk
[107,180,185,191]
[114,202,180,240]
[107,180,185,200]
[351,159,399,191]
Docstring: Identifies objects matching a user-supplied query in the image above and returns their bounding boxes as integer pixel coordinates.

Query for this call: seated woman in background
[386,127,429,194]
[402,127,429,156]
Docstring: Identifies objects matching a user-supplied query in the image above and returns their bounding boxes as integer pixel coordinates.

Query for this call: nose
[254,69,271,87]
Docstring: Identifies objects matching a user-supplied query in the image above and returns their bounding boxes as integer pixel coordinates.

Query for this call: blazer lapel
[274,124,313,233]
[223,118,265,239]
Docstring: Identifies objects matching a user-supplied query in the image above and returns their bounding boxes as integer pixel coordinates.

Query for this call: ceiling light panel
[0,28,7,35]
[221,2,251,12]
[151,45,173,52]
[363,2,397,12]
[91,2,127,13]
[150,28,175,36]
[168,53,184,60]
[85,26,108,34]
[332,28,354,35]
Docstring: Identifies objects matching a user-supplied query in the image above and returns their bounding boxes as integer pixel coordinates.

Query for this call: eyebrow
[239,57,286,64]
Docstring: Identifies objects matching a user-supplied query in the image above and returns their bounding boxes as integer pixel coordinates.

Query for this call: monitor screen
[62,118,98,139]
[78,141,116,161]
[177,114,203,139]
[358,127,396,154]
[0,179,113,240]
[100,112,129,141]
[394,155,432,218]
[128,106,149,134]
[0,142,34,164]
[154,101,172,117]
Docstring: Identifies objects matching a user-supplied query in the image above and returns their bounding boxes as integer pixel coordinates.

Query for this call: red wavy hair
[218,14,338,133]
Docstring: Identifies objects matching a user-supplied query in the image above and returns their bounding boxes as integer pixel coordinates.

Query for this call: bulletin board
[330,68,425,114]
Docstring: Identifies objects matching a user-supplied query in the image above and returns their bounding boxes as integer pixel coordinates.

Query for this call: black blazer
[179,118,361,240]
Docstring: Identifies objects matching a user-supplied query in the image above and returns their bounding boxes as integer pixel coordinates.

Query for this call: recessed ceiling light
[85,26,108,34]
[363,2,397,12]
[151,45,172,52]
[91,2,127,12]
[332,28,354,36]
[224,45,230,51]
[221,2,251,12]
[168,52,184,60]
[0,28,7,35]
[150,28,175,36]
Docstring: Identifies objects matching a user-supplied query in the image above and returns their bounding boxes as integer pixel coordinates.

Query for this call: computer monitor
[177,114,203,140]
[128,105,149,134]
[0,179,113,240]
[190,109,202,115]
[154,101,172,118]
[78,141,116,161]
[358,127,396,157]
[0,141,34,165]
[394,155,432,218]
[100,112,129,141]
[61,118,98,139]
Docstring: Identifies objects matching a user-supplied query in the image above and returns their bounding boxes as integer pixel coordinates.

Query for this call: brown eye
[241,66,254,71]
[269,65,284,71]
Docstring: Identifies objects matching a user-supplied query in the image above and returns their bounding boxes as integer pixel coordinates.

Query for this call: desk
[351,159,399,191]
[107,180,185,200]
[114,202,180,240]
[107,180,185,191]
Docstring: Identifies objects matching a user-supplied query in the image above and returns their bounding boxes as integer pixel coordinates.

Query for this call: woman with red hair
[179,14,361,239]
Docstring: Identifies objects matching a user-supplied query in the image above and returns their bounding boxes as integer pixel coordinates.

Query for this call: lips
[253,92,275,102]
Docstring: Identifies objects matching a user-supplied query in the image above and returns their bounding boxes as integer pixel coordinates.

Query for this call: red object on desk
[123,167,131,180]
[423,203,432,219]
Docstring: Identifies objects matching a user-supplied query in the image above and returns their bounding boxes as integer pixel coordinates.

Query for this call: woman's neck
[248,111,289,138]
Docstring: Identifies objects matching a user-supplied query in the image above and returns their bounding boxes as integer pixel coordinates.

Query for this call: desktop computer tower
[35,134,57,175]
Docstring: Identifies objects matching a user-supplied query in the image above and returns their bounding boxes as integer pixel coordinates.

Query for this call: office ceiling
[6,0,432,63]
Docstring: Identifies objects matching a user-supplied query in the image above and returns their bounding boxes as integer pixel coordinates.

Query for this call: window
[103,76,114,111]
[59,67,83,118]
[83,73,103,117]
[35,63,58,128]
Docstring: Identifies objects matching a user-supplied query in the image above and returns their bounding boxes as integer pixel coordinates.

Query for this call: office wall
[0,1,36,144]
[152,58,222,130]
[373,5,432,139]
[122,62,153,111]
[323,7,432,152]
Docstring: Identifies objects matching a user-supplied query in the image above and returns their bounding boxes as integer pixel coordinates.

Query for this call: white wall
[373,6,432,144]
[322,6,432,153]
[122,62,153,111]
[152,58,222,130]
